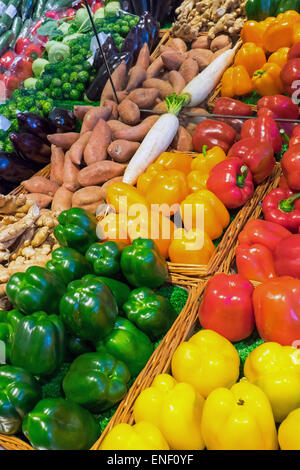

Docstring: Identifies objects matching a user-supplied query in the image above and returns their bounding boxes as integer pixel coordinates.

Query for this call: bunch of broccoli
[95,14,139,50]
[35,38,95,101]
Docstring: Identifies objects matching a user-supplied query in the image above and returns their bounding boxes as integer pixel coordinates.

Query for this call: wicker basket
[0,282,201,451]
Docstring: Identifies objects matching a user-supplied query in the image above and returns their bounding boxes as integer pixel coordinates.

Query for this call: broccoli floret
[73,64,83,73]
[71,54,82,64]
[51,88,63,99]
[41,362,71,399]
[42,100,53,115]
[24,96,35,108]
[35,79,44,91]
[44,88,51,97]
[70,72,78,83]
[82,60,92,71]
[62,83,72,94]
[96,405,119,434]
[41,74,52,88]
[9,119,18,132]
[61,73,69,83]
[234,331,264,377]
[157,285,188,315]
[77,71,89,83]
[69,89,81,100]
[76,83,85,93]
[50,78,62,89]
[12,89,22,99]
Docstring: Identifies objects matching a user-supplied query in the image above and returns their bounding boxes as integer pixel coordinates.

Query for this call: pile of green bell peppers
[246,0,300,21]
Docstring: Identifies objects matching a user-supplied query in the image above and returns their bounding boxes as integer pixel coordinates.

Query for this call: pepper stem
[236,165,248,188]
[202,145,208,156]
[164,93,190,116]
[279,192,300,213]
[280,128,290,144]
[253,70,266,78]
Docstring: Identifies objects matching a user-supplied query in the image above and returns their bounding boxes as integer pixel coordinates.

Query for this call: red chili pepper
[198,273,255,342]
[192,119,236,153]
[274,233,300,279]
[262,188,300,232]
[23,44,43,62]
[207,157,254,209]
[228,137,275,184]
[281,143,300,191]
[14,37,31,54]
[238,219,292,252]
[257,94,299,137]
[236,243,276,283]
[241,111,282,153]
[0,51,17,69]
[214,97,253,116]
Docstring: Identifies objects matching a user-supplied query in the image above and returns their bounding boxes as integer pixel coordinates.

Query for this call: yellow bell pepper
[145,169,189,214]
[171,329,240,398]
[180,189,230,239]
[234,42,266,77]
[100,421,170,450]
[252,62,284,96]
[137,163,162,195]
[133,373,205,450]
[106,182,148,214]
[191,145,226,173]
[267,47,290,69]
[156,152,193,175]
[221,65,254,98]
[241,20,266,47]
[201,380,278,450]
[278,408,300,450]
[187,170,208,192]
[168,228,215,265]
[244,342,300,422]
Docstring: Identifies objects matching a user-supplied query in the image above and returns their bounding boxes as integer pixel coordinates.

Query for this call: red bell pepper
[287,125,300,147]
[207,157,254,209]
[238,219,292,251]
[198,273,255,342]
[192,119,236,153]
[0,51,16,69]
[281,58,300,96]
[213,97,253,116]
[274,234,300,279]
[281,143,300,191]
[14,37,31,55]
[240,111,282,154]
[228,137,275,184]
[288,43,300,60]
[1,74,21,96]
[24,44,43,62]
[253,276,300,346]
[236,243,276,283]
[257,94,299,138]
[262,188,300,232]
[279,174,290,189]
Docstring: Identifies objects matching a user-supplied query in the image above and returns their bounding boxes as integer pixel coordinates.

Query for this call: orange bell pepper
[155,152,193,175]
[252,62,284,95]
[268,47,290,69]
[277,10,300,24]
[106,182,149,213]
[168,228,215,265]
[144,169,189,215]
[241,20,266,47]
[181,189,230,240]
[221,65,253,98]
[187,171,209,192]
[137,163,162,195]
[234,42,266,77]
[263,20,294,53]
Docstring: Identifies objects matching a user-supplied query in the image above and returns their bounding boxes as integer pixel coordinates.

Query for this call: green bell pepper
[246,0,280,20]
[122,287,177,339]
[66,335,93,357]
[95,317,153,377]
[0,365,41,435]
[0,310,23,363]
[46,247,92,285]
[276,0,300,14]
[22,398,99,450]
[54,207,98,254]
[6,266,66,315]
[62,351,130,413]
[96,276,131,308]
[59,274,118,342]
[85,241,125,277]
[120,238,168,289]
[10,312,66,376]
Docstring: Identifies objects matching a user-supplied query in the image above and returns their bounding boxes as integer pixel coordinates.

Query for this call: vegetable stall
[1,0,300,452]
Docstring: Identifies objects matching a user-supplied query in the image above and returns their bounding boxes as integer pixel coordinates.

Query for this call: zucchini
[0,0,21,36]
[0,30,14,56]
[32,0,46,19]
[11,15,22,47]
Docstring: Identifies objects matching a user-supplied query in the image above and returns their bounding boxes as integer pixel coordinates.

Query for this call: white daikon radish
[122,94,188,185]
[182,42,241,107]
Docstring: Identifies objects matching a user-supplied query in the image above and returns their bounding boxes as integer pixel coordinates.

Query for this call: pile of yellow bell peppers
[221,10,299,97]
[99,150,230,265]
[100,329,300,450]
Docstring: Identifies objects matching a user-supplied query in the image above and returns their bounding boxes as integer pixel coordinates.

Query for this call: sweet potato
[146,56,164,79]
[100,62,127,104]
[51,185,72,213]
[103,99,119,120]
[210,35,232,52]
[111,90,128,104]
[50,145,64,185]
[78,161,126,186]
[107,115,159,142]
[186,122,197,137]
[107,140,140,162]
[73,105,94,121]
[101,177,123,199]
[169,70,186,94]
[213,44,232,58]
[84,119,111,166]
[126,65,147,92]
[72,186,104,211]
[69,131,92,165]
[172,126,193,151]
[63,152,80,192]
[192,36,210,50]
[187,49,213,70]
[136,43,150,70]
[26,193,53,209]
[161,50,185,70]
[179,58,199,83]
[22,176,59,197]
[142,79,173,100]
[159,45,176,55]
[169,38,187,54]
[118,99,140,126]
[80,106,111,134]
[152,101,168,113]
[127,88,159,109]
[47,133,79,150]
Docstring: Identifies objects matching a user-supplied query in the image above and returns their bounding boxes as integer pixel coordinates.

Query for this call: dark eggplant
[153,0,172,23]
[86,52,133,102]
[131,0,147,16]
[136,16,150,49]
[0,152,38,184]
[10,133,51,165]
[143,12,160,48]
[17,112,56,142]
[121,26,140,62]
[93,35,119,71]
[48,108,76,133]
